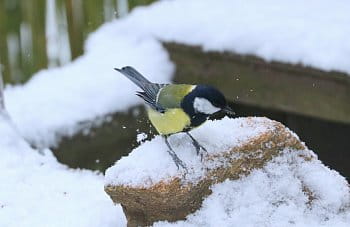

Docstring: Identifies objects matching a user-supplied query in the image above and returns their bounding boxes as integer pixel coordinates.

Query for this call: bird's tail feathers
[114,66,151,90]
[115,66,166,112]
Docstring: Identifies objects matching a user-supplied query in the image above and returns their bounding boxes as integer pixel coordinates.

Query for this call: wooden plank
[65,0,84,59]
[163,43,350,124]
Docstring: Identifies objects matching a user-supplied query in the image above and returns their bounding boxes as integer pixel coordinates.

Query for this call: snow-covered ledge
[104,117,350,226]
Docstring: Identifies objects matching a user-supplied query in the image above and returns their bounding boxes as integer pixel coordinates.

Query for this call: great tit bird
[115,66,234,170]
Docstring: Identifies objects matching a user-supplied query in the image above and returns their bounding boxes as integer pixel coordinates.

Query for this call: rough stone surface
[105,118,307,226]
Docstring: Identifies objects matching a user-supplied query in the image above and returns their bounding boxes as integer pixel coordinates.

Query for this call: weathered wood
[163,43,350,124]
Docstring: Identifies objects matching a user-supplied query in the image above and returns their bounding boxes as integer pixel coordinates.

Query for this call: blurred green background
[0,0,156,84]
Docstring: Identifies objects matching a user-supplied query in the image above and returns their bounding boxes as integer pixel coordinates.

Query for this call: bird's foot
[166,149,188,172]
[186,132,207,161]
[164,136,188,173]
[191,140,208,161]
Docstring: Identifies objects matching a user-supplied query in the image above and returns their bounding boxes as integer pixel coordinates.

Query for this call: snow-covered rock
[105,117,350,226]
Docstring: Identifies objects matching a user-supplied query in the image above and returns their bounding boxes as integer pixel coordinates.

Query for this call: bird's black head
[181,85,234,127]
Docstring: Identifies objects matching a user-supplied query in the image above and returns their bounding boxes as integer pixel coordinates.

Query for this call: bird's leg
[164,136,188,171]
[186,132,207,160]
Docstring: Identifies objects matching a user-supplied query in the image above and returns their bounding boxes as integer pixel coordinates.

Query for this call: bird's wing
[136,83,168,113]
[157,84,196,109]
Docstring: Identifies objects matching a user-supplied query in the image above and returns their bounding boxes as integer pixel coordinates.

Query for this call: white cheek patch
[193,97,221,114]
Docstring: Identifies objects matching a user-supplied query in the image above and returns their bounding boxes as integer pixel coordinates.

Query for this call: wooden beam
[164,43,350,124]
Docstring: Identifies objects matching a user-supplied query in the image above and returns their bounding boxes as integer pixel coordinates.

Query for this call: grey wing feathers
[115,66,166,112]
[135,91,163,112]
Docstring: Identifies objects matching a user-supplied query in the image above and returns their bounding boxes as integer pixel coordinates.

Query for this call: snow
[136,132,148,144]
[154,149,350,227]
[2,108,350,226]
[0,113,126,227]
[106,116,350,226]
[112,0,350,74]
[105,117,278,187]
[2,0,350,226]
[4,28,174,148]
[4,0,350,149]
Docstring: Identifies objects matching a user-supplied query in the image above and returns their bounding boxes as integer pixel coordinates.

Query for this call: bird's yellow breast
[147,108,191,135]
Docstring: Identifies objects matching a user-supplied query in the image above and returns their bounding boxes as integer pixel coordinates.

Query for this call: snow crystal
[105,117,275,187]
[136,132,148,144]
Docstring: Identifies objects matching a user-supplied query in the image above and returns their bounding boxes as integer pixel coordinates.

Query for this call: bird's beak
[222,106,235,116]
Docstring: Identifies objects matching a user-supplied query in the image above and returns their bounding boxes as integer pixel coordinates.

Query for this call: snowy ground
[1,0,350,226]
[0,112,126,227]
[2,110,349,227]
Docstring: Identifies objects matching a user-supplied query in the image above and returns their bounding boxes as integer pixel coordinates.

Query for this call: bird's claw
[173,156,188,172]
[166,148,188,172]
[192,140,207,161]
[164,136,188,173]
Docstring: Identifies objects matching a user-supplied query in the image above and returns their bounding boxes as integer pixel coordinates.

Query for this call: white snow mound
[0,113,126,227]
[155,149,350,227]
[105,117,276,187]
[106,116,350,227]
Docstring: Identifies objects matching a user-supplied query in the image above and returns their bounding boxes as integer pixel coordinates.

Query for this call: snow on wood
[1,1,350,226]
[105,117,350,226]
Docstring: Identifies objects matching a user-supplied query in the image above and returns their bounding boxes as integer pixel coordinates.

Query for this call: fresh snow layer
[111,0,350,74]
[4,0,350,148]
[0,113,126,227]
[106,116,350,226]
[2,1,350,226]
[105,117,276,187]
[2,109,349,227]
[155,149,350,227]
